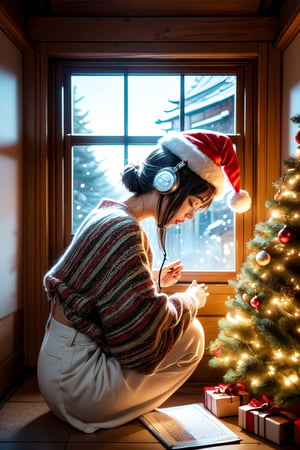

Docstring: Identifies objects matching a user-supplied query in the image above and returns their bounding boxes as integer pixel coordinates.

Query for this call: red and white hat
[159,129,251,213]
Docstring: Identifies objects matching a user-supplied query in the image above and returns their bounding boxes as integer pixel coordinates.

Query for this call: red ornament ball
[278,225,293,243]
[250,295,261,308]
[214,344,223,357]
[296,130,300,144]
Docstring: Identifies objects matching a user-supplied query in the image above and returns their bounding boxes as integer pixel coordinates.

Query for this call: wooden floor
[0,372,298,449]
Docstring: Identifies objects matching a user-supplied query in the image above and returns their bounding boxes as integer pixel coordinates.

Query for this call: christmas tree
[209,114,300,408]
[73,86,117,232]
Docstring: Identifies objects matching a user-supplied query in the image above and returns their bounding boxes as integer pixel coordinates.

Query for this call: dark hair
[122,145,215,249]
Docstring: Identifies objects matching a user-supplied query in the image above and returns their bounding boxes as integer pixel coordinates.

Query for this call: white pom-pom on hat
[159,129,251,213]
[227,189,252,213]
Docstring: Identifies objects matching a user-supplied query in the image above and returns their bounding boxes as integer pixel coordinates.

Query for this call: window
[58,63,250,282]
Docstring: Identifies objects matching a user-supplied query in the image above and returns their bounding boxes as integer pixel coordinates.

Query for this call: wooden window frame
[48,58,255,285]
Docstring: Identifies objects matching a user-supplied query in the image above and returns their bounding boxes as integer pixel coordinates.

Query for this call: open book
[140,403,241,449]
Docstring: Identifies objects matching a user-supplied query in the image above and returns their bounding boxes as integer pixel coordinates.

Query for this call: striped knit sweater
[44,199,199,374]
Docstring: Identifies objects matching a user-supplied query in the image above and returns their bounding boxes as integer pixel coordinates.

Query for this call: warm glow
[289,374,299,383]
[209,149,300,406]
[271,209,281,219]
[268,365,275,375]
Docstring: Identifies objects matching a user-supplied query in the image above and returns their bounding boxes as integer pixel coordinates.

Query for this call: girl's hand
[186,280,209,308]
[156,260,184,288]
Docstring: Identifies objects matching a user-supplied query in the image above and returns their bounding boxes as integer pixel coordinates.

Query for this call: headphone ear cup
[153,168,180,194]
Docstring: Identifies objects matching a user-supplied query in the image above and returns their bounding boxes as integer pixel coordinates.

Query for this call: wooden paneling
[49,0,264,17]
[28,16,277,43]
[23,43,50,365]
[0,5,31,50]
[256,42,281,223]
[275,10,300,51]
[44,41,260,59]
[0,311,23,397]
[275,0,300,50]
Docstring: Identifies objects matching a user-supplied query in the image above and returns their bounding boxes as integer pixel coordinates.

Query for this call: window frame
[49,59,254,284]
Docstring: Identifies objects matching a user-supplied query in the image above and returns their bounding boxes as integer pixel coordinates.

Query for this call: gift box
[238,404,293,444]
[203,387,215,409]
[204,384,249,417]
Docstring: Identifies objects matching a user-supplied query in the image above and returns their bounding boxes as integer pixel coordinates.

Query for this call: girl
[37,129,250,432]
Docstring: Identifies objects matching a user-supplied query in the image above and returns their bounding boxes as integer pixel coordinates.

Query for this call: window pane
[128,144,155,163]
[128,76,180,135]
[184,75,236,133]
[72,75,124,135]
[72,145,126,232]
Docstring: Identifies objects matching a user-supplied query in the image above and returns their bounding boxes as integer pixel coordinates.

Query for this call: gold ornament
[255,250,271,266]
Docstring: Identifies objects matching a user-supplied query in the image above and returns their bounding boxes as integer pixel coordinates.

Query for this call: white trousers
[37,315,204,433]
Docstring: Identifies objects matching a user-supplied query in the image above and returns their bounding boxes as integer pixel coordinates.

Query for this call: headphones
[153,160,187,194]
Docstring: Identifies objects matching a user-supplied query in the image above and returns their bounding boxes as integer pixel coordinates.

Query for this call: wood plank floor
[0,372,298,449]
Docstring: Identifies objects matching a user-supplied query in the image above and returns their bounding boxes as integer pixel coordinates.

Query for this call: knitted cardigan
[44,199,199,374]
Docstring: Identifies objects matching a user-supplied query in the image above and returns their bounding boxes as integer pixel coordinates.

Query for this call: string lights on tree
[209,114,300,409]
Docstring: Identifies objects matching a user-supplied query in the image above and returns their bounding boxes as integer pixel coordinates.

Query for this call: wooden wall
[0,14,28,396]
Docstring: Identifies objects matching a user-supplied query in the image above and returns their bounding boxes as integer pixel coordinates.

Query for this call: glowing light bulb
[268,366,275,375]
[271,210,281,219]
[289,374,299,383]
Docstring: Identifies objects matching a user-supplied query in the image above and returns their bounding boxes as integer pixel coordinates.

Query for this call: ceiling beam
[28,16,277,42]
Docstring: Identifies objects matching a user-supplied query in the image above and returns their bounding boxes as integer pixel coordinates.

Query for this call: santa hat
[159,129,251,213]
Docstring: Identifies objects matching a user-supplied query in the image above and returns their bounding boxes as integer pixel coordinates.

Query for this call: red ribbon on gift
[247,396,298,421]
[213,382,247,405]
[244,396,298,440]
[214,382,245,395]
